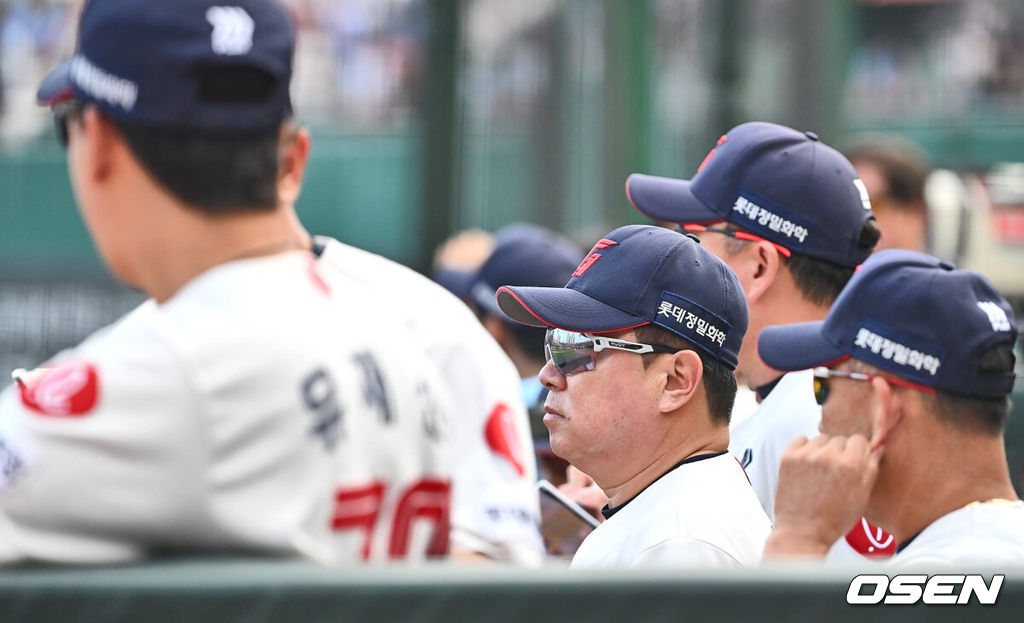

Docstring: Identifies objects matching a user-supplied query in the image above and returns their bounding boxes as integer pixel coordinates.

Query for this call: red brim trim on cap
[495,286,651,334]
[495,287,553,328]
[625,173,722,225]
[37,60,74,107]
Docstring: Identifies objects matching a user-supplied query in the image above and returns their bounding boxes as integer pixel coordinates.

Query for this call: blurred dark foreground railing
[0,559,1021,623]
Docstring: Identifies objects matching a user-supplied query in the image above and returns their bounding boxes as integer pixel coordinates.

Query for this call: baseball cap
[626,122,877,267]
[37,0,294,134]
[471,224,582,317]
[758,250,1018,398]
[496,225,748,369]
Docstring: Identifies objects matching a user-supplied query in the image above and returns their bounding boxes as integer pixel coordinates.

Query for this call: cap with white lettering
[625,122,877,268]
[758,249,1018,398]
[495,225,748,369]
[36,0,293,134]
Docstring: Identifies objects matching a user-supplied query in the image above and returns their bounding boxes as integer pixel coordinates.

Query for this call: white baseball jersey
[729,369,820,522]
[313,237,543,564]
[729,370,896,560]
[891,500,1024,566]
[0,252,454,565]
[570,453,770,568]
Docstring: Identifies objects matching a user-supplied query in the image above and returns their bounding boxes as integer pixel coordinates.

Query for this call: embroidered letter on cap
[572,239,617,278]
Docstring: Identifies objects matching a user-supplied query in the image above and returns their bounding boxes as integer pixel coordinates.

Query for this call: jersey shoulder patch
[484,403,526,476]
[18,361,100,417]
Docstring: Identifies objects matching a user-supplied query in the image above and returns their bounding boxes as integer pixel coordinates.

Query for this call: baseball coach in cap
[760,250,1023,565]
[497,225,770,568]
[5,0,459,565]
[626,122,892,559]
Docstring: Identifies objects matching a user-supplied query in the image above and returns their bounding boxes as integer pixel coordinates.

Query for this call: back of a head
[760,250,1018,434]
[472,224,582,363]
[844,135,930,209]
[37,0,296,212]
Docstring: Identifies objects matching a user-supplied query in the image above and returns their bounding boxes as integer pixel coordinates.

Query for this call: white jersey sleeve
[0,253,456,565]
[0,306,206,563]
[315,238,543,564]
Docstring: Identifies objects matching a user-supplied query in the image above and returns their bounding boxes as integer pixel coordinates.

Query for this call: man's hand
[764,433,879,559]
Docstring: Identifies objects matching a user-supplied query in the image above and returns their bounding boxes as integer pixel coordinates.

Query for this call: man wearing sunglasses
[758,250,1023,564]
[625,122,892,559]
[497,224,770,568]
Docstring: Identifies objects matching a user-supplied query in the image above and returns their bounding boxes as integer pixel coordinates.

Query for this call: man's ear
[278,125,310,206]
[867,375,904,457]
[744,240,784,303]
[658,349,703,414]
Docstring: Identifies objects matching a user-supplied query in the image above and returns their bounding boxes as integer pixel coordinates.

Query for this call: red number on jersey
[330,482,386,560]
[331,479,451,560]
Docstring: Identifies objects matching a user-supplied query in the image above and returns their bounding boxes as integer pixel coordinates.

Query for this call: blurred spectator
[845,135,931,254]
[468,223,582,485]
[431,227,495,302]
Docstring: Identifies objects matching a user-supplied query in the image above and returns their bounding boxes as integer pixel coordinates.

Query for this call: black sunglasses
[52,98,85,147]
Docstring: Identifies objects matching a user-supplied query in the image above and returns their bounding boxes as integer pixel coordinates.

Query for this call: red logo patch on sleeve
[845,517,896,558]
[484,403,527,476]
[19,361,100,417]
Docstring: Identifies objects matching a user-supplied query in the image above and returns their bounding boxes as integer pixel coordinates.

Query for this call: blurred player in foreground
[1,0,455,564]
[274,103,543,565]
[760,250,1024,565]
[498,225,769,568]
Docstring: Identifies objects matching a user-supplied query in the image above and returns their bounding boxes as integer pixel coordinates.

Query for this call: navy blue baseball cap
[471,224,582,317]
[37,0,294,134]
[758,250,1018,398]
[626,122,877,267]
[496,224,748,369]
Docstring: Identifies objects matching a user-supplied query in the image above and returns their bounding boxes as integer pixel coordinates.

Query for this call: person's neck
[874,433,1018,543]
[599,428,729,508]
[138,200,306,303]
[741,291,830,389]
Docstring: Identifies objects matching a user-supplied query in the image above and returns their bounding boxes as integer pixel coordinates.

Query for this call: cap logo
[655,291,730,355]
[206,6,255,56]
[732,193,810,245]
[977,301,1011,332]
[572,239,617,278]
[697,134,727,173]
[853,179,873,210]
[70,56,137,111]
[853,323,942,377]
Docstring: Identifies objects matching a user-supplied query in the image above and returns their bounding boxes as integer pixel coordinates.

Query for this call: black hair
[723,219,881,307]
[114,121,282,213]
[931,342,1016,435]
[632,325,737,426]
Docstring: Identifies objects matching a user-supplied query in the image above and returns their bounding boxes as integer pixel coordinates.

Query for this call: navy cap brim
[625,173,721,225]
[757,321,848,372]
[496,286,648,333]
[37,60,73,106]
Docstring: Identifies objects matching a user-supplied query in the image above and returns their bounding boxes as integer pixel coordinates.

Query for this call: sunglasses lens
[544,329,596,376]
[813,377,827,405]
